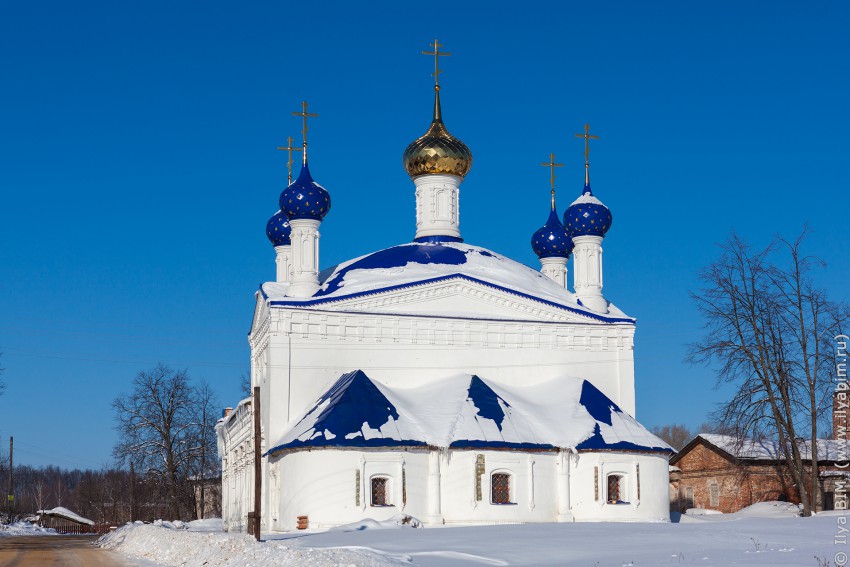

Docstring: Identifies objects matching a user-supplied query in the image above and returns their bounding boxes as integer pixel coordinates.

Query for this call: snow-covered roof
[695,433,847,462]
[267,370,672,455]
[37,507,94,526]
[261,242,633,323]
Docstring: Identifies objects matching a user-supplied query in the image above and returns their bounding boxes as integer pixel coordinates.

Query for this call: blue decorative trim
[265,274,634,323]
[414,235,464,243]
[449,440,557,450]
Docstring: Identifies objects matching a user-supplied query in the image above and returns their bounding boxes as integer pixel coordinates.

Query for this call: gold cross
[540,152,564,209]
[292,101,318,162]
[422,38,451,86]
[575,123,600,184]
[276,136,302,184]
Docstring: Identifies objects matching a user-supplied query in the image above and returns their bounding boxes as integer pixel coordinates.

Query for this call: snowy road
[0,535,133,567]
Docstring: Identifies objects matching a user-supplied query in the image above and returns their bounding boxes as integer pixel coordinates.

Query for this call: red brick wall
[671,440,798,513]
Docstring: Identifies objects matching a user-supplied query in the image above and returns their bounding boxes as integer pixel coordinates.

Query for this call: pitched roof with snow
[682,433,848,463]
[260,242,634,323]
[266,370,672,455]
[37,507,94,526]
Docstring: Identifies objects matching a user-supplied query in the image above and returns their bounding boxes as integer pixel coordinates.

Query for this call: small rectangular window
[491,473,512,504]
[709,482,720,508]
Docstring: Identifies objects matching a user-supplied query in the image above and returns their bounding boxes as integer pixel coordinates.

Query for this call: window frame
[606,473,629,504]
[369,475,393,507]
[709,480,720,508]
[490,471,515,505]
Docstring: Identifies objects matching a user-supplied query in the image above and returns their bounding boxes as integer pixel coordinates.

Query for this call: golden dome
[403,88,473,179]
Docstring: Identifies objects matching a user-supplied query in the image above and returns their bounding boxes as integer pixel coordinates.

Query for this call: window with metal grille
[491,473,512,504]
[371,477,390,506]
[607,474,625,503]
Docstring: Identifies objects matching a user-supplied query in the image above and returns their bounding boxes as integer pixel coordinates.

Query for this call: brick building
[669,434,847,513]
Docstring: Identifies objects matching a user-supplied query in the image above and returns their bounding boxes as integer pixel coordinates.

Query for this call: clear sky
[1,1,848,469]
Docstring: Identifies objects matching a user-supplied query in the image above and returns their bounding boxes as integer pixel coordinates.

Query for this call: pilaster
[274,244,292,283]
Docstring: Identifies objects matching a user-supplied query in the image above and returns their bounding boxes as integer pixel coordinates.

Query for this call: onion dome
[564,183,613,238]
[279,161,331,221]
[531,204,572,259]
[265,210,291,247]
[403,87,473,179]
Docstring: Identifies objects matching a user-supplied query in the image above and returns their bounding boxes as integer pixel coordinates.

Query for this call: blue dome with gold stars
[564,184,612,238]
[279,161,331,221]
[531,208,572,259]
[265,210,291,247]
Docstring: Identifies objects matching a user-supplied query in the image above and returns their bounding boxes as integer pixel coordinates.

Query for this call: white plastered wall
[271,449,429,531]
[569,452,670,522]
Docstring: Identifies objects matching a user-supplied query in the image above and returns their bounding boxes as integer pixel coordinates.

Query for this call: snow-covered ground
[0,521,57,536]
[94,504,843,567]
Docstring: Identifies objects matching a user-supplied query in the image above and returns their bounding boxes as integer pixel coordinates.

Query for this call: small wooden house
[37,506,95,534]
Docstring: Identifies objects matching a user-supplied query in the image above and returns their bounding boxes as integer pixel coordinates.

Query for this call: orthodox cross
[422,39,450,87]
[276,136,302,184]
[292,101,318,163]
[540,152,564,209]
[575,123,599,184]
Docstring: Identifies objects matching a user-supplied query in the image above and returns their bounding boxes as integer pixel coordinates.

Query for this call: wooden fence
[51,523,112,535]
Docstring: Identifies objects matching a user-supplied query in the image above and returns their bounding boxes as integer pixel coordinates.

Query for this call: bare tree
[239,372,251,399]
[651,424,694,451]
[689,230,848,515]
[113,364,201,519]
[0,352,5,396]
[190,379,220,519]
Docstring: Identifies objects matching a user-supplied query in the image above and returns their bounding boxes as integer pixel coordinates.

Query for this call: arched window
[607,474,627,504]
[370,476,392,507]
[491,472,513,504]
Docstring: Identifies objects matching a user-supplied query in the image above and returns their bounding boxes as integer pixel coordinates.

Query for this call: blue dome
[564,184,612,238]
[531,208,572,259]
[279,161,331,221]
[265,210,291,247]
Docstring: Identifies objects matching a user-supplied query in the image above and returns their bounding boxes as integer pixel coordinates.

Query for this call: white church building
[217,44,673,533]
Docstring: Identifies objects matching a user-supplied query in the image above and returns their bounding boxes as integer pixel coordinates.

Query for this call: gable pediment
[293,277,613,324]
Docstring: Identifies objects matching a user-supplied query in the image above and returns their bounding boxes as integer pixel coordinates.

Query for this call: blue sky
[1,1,848,469]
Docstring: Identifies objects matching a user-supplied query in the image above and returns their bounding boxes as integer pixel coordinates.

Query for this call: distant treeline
[0,461,221,525]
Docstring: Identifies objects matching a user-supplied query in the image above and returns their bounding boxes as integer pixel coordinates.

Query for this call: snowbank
[98,513,846,567]
[0,521,57,536]
[679,501,802,523]
[329,515,423,532]
[97,522,402,566]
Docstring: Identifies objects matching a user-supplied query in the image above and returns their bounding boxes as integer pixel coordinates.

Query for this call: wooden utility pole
[7,436,13,521]
[252,387,262,541]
